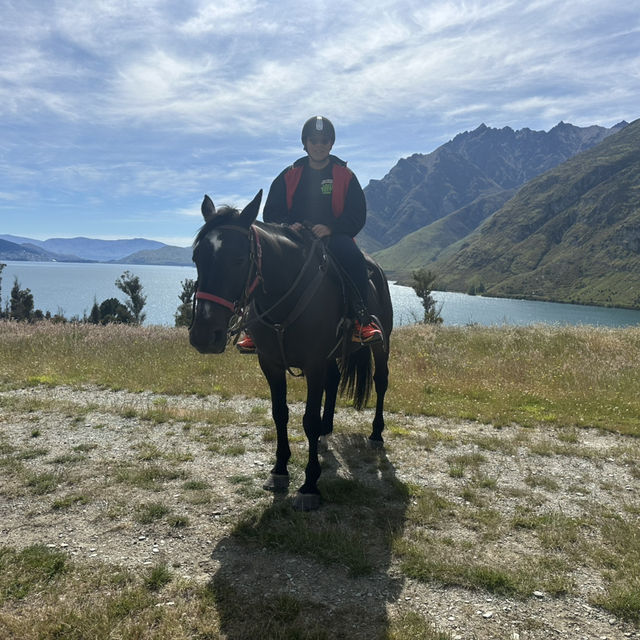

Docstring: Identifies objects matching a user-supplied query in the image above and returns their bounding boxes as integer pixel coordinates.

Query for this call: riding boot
[351,299,383,344]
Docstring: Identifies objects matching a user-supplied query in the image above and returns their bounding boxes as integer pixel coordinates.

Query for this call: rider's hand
[290,222,303,232]
[311,224,332,238]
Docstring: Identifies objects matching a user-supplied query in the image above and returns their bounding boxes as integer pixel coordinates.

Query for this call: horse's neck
[254,225,310,297]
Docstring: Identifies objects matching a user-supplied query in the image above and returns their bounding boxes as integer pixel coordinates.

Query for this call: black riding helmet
[301,116,335,146]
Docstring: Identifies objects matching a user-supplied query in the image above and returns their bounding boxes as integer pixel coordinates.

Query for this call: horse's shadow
[206,432,409,639]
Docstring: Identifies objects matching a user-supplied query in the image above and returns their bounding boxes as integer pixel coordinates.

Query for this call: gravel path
[1,384,639,639]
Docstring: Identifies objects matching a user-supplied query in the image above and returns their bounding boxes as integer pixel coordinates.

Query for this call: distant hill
[40,237,166,261]
[429,117,640,309]
[0,235,166,262]
[117,245,192,266]
[0,238,90,262]
[1,234,38,245]
[362,120,627,253]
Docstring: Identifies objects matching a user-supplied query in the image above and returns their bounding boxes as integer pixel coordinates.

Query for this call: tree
[89,300,101,324]
[411,268,443,324]
[9,278,34,321]
[174,278,196,327]
[115,271,146,325]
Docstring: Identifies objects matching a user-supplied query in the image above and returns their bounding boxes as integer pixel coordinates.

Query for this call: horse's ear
[238,190,263,227]
[201,195,216,221]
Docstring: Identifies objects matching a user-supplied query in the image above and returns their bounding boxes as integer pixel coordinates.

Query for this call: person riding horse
[236,116,383,353]
[190,191,392,510]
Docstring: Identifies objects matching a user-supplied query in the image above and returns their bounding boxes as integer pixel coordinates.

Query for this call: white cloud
[177,0,262,35]
[0,0,638,240]
[6,0,637,132]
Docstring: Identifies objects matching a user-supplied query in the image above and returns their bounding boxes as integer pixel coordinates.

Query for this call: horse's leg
[259,358,290,492]
[369,345,389,447]
[293,367,325,511]
[319,359,340,451]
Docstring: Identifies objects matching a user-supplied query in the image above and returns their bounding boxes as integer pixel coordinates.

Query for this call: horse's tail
[339,344,373,410]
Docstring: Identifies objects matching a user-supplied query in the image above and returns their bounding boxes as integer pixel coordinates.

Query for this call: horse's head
[189,190,262,354]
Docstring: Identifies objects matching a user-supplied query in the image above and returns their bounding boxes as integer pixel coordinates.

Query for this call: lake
[2,261,640,328]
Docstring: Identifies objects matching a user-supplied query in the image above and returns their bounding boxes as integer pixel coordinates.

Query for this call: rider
[236,115,383,353]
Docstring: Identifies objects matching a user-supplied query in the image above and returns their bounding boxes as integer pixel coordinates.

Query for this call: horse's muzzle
[189,326,228,354]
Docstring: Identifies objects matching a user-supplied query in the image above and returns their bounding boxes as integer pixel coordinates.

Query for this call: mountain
[117,245,193,266]
[0,235,166,262]
[0,238,90,262]
[361,120,628,253]
[429,117,640,309]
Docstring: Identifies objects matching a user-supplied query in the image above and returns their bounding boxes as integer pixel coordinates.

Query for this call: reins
[244,236,329,376]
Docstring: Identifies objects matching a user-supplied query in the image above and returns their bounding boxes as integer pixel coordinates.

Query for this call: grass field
[1,321,639,639]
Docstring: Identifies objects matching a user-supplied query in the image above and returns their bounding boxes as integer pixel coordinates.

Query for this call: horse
[189,191,393,511]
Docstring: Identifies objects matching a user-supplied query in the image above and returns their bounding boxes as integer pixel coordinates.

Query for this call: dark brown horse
[189,191,392,510]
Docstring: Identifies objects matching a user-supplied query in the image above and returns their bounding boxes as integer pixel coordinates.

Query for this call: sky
[1,0,638,247]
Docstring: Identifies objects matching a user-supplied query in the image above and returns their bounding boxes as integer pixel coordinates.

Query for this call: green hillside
[373,190,515,279]
[431,118,640,309]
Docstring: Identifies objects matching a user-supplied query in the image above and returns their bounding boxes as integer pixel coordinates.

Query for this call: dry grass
[390,323,640,434]
[2,320,639,434]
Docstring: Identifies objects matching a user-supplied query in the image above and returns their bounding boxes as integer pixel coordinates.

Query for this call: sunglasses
[307,136,331,145]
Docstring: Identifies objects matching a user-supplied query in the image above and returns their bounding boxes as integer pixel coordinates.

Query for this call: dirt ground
[1,384,639,639]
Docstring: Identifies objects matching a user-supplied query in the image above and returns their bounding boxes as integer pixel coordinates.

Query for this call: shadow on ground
[206,433,410,639]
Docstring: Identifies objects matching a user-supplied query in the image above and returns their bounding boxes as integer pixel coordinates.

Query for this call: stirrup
[236,334,257,354]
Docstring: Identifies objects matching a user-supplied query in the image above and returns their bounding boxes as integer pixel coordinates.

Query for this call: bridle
[194,224,263,315]
[192,222,332,375]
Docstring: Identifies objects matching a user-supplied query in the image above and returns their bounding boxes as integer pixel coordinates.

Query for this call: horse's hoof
[263,473,289,492]
[318,435,330,452]
[292,491,321,511]
[368,436,384,449]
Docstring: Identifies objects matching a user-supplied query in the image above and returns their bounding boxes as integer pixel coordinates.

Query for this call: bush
[97,298,134,324]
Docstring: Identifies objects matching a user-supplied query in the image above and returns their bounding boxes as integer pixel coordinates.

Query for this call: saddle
[293,227,384,347]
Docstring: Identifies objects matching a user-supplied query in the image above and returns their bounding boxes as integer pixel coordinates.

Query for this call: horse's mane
[194,206,313,251]
[259,221,310,244]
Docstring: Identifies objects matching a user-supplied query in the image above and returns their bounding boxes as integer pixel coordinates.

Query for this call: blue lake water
[2,261,640,329]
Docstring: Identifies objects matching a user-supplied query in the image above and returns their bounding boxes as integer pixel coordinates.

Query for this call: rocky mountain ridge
[360,120,628,252]
[427,117,640,309]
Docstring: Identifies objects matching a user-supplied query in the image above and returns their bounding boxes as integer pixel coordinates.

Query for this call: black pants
[326,234,368,312]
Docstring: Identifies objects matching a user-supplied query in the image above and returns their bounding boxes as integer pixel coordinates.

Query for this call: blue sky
[1,0,638,246]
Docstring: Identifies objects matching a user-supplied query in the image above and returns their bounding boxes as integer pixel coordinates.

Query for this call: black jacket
[263,155,366,237]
